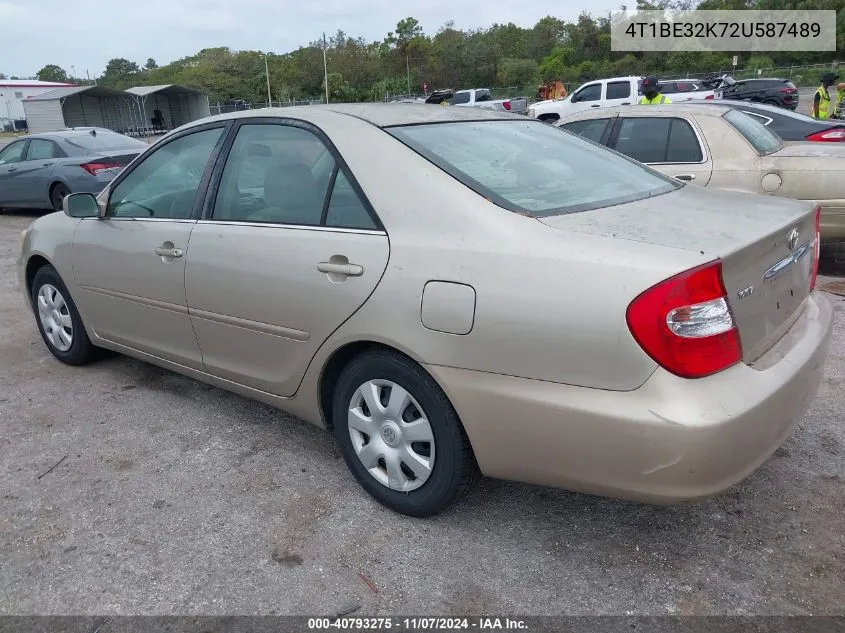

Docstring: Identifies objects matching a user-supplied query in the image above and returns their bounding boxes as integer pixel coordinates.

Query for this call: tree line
[22,0,845,105]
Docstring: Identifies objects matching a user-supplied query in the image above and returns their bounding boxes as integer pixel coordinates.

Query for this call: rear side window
[450,92,471,105]
[605,82,630,99]
[724,109,782,155]
[659,83,678,94]
[561,119,612,144]
[615,117,702,163]
[388,120,679,217]
[27,139,60,160]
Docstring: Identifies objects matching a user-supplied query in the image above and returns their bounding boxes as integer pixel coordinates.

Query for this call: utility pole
[406,55,411,95]
[264,54,272,107]
[323,32,330,104]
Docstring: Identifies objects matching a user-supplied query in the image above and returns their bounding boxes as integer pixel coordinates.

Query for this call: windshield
[387,120,679,216]
[64,131,147,152]
[723,109,783,155]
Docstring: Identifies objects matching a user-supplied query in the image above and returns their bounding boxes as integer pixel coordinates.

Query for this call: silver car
[0,128,147,213]
[18,105,833,517]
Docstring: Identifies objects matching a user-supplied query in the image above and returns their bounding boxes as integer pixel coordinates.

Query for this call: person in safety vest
[833,80,845,119]
[639,76,672,105]
[812,73,839,120]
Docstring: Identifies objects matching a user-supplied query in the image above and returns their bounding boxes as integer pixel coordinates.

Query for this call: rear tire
[30,265,96,366]
[50,183,71,213]
[332,349,479,517]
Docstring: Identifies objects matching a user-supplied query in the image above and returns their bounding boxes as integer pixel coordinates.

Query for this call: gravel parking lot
[1,210,844,616]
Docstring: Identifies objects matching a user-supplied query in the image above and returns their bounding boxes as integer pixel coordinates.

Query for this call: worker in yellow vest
[811,73,838,120]
[639,76,672,105]
[834,80,845,119]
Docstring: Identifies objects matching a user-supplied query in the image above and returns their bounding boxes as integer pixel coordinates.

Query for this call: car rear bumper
[426,291,833,503]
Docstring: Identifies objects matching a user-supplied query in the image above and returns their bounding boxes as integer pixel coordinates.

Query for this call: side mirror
[63,193,99,218]
[571,93,580,103]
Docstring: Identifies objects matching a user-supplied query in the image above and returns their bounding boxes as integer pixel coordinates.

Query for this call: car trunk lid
[537,184,818,363]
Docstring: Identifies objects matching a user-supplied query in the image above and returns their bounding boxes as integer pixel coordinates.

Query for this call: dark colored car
[0,128,147,213]
[717,78,799,110]
[697,100,845,142]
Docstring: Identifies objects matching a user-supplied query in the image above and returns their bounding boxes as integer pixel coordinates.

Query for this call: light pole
[70,65,76,83]
[322,33,329,104]
[264,54,272,107]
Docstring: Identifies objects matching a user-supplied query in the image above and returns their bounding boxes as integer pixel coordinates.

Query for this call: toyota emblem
[787,228,799,251]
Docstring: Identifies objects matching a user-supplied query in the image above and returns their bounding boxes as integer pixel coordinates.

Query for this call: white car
[528,76,716,123]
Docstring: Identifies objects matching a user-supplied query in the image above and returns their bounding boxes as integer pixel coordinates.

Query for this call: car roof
[187,103,522,130]
[558,103,732,122]
[27,127,120,141]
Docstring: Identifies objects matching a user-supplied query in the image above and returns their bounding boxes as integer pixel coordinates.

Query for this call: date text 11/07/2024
[307,617,529,631]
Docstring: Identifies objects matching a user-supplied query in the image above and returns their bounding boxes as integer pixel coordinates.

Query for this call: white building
[0,79,76,128]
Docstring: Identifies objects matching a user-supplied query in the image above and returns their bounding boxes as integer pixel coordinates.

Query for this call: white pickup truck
[528,76,718,122]
[426,88,529,114]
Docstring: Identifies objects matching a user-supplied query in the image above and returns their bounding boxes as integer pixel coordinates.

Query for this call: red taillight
[780,87,798,94]
[705,94,714,100]
[502,100,511,111]
[626,260,743,379]
[805,128,845,142]
[811,205,821,291]
[80,162,121,176]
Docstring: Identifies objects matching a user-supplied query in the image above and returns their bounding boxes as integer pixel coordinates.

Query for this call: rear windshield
[387,120,679,216]
[723,109,783,155]
[64,131,147,152]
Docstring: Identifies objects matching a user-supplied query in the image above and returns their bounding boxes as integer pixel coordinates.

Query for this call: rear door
[609,115,713,185]
[18,138,62,204]
[0,140,29,205]
[184,119,389,397]
[604,80,635,108]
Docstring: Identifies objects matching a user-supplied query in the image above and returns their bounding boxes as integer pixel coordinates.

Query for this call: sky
[0,0,619,78]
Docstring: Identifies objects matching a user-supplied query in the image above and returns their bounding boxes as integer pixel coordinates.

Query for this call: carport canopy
[23,85,141,134]
[126,84,211,133]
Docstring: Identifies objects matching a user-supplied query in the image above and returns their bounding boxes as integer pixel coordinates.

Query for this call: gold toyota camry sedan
[18,105,833,516]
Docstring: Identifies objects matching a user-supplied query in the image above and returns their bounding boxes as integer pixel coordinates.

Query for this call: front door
[71,125,227,369]
[184,120,389,396]
[0,140,29,205]
[568,82,603,114]
[610,115,714,186]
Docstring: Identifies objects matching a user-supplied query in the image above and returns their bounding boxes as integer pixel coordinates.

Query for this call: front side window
[27,139,58,160]
[561,119,612,144]
[605,82,631,100]
[724,109,782,155]
[107,127,224,219]
[0,141,26,165]
[388,120,678,217]
[573,84,601,102]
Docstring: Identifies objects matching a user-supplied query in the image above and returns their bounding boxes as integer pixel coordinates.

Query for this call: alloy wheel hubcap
[348,379,435,492]
[37,284,73,352]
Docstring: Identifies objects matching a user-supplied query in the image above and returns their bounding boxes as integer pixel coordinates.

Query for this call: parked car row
[17,104,833,517]
[0,128,146,213]
[528,74,802,123]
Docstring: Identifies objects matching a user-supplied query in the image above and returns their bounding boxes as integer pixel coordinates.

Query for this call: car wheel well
[319,341,423,430]
[25,255,52,297]
[538,113,560,122]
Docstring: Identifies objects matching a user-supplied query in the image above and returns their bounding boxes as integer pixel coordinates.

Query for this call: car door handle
[155,246,183,258]
[7,167,16,172]
[42,162,54,167]
[621,102,631,105]
[674,174,696,181]
[317,262,363,277]
[590,104,601,108]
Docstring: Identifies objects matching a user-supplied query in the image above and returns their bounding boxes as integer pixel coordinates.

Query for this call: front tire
[332,349,478,517]
[30,265,96,365]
